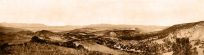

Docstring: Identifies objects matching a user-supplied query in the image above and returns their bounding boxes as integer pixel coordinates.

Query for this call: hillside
[0,26,26,33]
[0,21,204,55]
[120,21,204,55]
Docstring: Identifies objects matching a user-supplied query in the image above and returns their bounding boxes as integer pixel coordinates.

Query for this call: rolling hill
[1,21,204,55]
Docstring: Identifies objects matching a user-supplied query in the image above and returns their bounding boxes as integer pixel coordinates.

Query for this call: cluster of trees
[172,38,198,55]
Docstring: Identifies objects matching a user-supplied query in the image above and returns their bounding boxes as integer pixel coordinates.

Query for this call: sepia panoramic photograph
[0,0,204,55]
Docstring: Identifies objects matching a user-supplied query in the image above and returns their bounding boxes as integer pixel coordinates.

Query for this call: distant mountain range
[0,23,82,32]
[0,23,167,32]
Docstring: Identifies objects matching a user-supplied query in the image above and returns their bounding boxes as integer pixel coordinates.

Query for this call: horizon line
[0,22,171,26]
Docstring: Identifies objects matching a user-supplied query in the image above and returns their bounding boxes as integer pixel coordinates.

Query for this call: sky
[0,0,204,26]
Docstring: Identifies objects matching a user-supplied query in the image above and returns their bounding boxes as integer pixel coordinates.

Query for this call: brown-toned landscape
[1,0,204,55]
[0,21,204,55]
